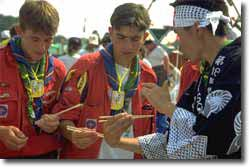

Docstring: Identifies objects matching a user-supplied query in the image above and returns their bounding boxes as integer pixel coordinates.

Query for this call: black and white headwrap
[174,5,231,35]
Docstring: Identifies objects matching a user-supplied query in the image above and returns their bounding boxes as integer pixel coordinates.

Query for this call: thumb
[34,119,44,126]
[162,81,171,101]
[12,127,27,139]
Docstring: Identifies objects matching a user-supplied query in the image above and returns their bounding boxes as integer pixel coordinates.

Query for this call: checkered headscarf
[174,5,231,35]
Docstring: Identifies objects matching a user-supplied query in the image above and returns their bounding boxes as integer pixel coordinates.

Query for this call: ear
[143,31,149,40]
[108,27,113,34]
[193,21,204,38]
[15,25,23,36]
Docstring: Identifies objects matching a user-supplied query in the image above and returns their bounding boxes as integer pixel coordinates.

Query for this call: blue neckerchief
[100,43,140,115]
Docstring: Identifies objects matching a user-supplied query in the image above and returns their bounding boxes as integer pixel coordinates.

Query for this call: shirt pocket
[78,104,105,133]
[0,88,19,125]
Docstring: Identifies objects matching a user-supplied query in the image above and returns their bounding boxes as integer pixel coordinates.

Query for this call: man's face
[174,26,202,62]
[109,26,146,61]
[19,28,54,62]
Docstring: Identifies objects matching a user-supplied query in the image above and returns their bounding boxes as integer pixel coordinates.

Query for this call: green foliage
[0,14,18,32]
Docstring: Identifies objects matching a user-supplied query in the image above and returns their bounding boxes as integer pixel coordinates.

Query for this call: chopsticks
[98,114,154,123]
[66,126,104,138]
[53,103,84,117]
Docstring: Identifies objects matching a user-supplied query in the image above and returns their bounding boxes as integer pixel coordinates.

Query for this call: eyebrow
[116,33,141,39]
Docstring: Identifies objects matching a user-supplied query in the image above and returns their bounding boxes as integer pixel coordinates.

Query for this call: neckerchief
[100,43,140,115]
[9,37,46,125]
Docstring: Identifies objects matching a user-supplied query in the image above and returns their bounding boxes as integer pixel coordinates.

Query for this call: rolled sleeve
[138,133,168,159]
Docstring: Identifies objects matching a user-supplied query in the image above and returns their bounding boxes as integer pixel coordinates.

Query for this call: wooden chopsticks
[53,103,84,117]
[98,114,154,123]
[66,126,104,138]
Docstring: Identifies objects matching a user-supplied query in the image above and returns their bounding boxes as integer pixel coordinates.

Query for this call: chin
[30,55,44,62]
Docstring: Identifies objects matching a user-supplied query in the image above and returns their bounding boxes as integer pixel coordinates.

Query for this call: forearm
[116,137,142,154]
[59,120,75,141]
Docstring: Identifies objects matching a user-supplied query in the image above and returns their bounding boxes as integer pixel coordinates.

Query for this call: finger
[8,135,27,146]
[141,87,151,98]
[72,130,98,138]
[42,120,60,127]
[11,127,27,139]
[73,136,98,144]
[5,141,21,151]
[142,83,157,89]
[43,114,59,122]
[108,115,133,135]
[103,113,127,127]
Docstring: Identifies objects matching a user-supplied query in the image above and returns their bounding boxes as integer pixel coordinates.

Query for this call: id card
[31,80,44,98]
[111,90,125,110]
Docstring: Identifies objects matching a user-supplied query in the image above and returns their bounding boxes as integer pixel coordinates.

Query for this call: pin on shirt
[0,104,8,118]
[85,119,97,130]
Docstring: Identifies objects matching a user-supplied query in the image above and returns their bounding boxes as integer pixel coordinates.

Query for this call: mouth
[35,52,44,56]
[122,51,134,56]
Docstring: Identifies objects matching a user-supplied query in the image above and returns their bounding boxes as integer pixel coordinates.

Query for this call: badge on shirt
[0,104,8,118]
[111,90,125,110]
[85,119,97,129]
[31,79,44,98]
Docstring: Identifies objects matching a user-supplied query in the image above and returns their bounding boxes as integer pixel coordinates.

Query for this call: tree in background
[0,14,18,33]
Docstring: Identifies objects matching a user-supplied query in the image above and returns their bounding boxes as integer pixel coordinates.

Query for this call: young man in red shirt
[52,3,157,159]
[0,1,66,158]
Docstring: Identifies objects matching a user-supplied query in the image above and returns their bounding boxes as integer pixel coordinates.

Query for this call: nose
[38,42,46,52]
[123,39,134,51]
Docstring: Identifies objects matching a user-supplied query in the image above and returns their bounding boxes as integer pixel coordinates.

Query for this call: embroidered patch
[203,90,232,118]
[65,69,76,82]
[64,86,73,92]
[0,104,8,118]
[0,93,10,99]
[77,72,87,94]
[85,119,97,129]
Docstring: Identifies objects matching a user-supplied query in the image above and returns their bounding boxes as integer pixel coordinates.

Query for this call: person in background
[79,33,100,55]
[100,32,111,49]
[0,30,10,47]
[144,40,169,86]
[138,46,152,68]
[9,24,18,38]
[59,37,82,71]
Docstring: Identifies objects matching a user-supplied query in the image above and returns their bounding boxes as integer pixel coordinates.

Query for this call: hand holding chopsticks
[66,125,103,150]
[66,126,104,138]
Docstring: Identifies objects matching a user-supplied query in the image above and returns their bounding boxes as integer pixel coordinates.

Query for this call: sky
[0,0,242,39]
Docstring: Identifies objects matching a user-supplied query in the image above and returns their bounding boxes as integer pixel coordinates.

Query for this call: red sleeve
[177,61,200,102]
[52,59,87,122]
[140,61,157,133]
[43,58,67,114]
[52,53,100,123]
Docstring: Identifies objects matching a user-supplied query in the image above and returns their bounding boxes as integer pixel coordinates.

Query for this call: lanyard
[115,64,130,92]
[30,63,40,80]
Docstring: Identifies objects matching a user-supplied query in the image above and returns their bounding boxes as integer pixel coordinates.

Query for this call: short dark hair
[68,37,82,54]
[144,40,154,45]
[171,0,229,36]
[19,0,59,36]
[110,3,151,32]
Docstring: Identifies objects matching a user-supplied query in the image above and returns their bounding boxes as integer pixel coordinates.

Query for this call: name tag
[31,80,44,98]
[111,90,125,110]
